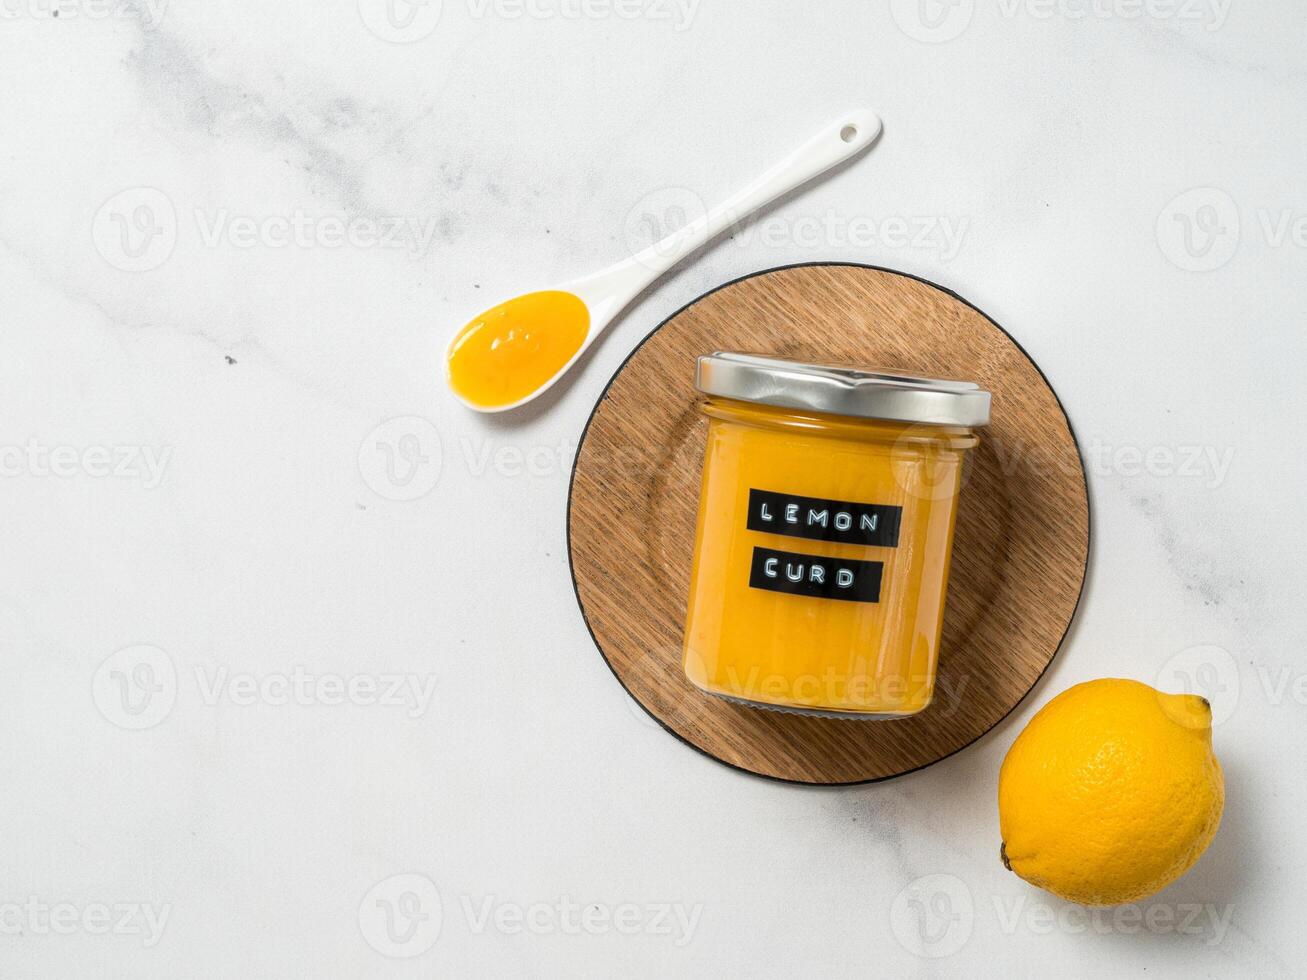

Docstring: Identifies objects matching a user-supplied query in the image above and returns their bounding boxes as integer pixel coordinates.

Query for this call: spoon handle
[628,108,882,283]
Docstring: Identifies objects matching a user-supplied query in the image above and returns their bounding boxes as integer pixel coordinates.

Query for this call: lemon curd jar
[682,353,991,718]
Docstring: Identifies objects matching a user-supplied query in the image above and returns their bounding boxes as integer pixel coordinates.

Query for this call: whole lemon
[998,678,1224,906]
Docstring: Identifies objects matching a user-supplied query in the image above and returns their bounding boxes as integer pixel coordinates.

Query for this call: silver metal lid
[695,352,990,427]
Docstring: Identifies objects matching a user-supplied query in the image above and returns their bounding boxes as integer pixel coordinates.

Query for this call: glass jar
[682,353,990,718]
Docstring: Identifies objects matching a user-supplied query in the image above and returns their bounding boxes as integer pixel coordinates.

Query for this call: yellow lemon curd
[446,290,590,410]
[682,396,978,717]
[999,678,1224,906]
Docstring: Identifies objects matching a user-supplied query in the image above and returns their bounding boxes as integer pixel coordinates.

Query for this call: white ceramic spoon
[446,108,882,413]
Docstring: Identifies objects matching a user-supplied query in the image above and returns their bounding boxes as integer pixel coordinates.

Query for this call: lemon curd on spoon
[445,290,590,410]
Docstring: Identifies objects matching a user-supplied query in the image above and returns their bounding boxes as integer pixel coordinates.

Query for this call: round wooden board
[568,264,1089,784]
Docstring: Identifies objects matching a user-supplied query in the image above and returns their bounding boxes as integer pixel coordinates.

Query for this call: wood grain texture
[567,264,1089,784]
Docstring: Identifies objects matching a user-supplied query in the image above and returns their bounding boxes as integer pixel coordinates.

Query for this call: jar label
[749,546,884,603]
[747,489,902,548]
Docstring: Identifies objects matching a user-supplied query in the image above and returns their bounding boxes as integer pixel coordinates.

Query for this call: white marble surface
[1,0,1304,975]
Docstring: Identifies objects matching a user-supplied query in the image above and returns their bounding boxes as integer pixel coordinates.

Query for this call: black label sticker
[748,546,884,603]
[746,489,902,548]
